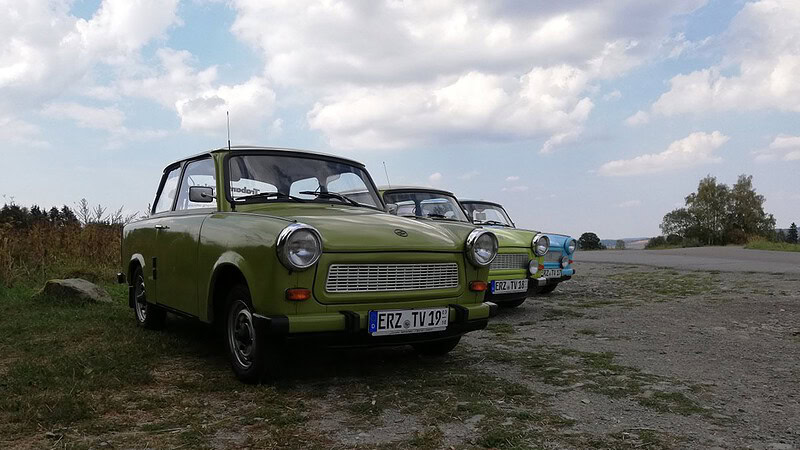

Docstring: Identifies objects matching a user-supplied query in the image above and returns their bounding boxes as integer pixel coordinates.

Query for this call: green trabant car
[378,186,548,309]
[118,147,499,382]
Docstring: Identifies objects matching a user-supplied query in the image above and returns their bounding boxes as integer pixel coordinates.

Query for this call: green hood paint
[236,203,469,252]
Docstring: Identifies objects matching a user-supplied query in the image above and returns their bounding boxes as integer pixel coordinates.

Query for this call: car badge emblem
[394,229,408,237]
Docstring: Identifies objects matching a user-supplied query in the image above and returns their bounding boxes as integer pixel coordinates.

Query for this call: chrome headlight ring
[465,229,498,267]
[276,223,323,271]
[566,238,577,254]
[532,234,550,257]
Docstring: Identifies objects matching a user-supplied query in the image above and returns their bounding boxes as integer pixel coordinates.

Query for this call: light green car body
[378,186,545,307]
[120,148,495,341]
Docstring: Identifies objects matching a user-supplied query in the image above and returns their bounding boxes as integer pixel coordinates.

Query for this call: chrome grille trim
[489,253,529,270]
[325,263,460,293]
[544,250,563,263]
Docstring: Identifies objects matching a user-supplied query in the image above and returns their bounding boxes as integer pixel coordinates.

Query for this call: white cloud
[0,115,49,148]
[598,131,729,176]
[230,0,708,151]
[650,0,800,116]
[41,102,126,131]
[505,175,520,182]
[428,172,443,183]
[617,200,641,208]
[502,185,529,192]
[754,135,800,162]
[625,110,650,126]
[120,49,277,140]
[603,90,622,101]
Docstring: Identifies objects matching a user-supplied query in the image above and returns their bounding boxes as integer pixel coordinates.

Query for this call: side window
[175,158,217,210]
[154,167,181,214]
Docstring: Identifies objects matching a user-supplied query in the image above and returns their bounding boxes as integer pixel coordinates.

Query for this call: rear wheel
[535,283,559,295]
[132,267,166,330]
[225,284,276,383]
[413,336,461,356]
[499,298,526,308]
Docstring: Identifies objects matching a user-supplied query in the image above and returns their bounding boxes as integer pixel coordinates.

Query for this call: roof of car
[378,185,456,197]
[459,199,505,208]
[169,146,364,169]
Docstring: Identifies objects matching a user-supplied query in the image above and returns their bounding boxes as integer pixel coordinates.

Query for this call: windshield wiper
[235,191,303,202]
[299,191,363,207]
[426,213,459,221]
[475,220,509,226]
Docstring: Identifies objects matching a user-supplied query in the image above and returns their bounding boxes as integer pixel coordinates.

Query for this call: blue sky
[1,0,798,239]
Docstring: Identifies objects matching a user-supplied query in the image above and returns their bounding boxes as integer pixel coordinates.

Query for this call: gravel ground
[470,261,800,449]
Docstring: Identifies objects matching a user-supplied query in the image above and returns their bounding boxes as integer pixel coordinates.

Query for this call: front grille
[490,253,529,270]
[325,263,460,293]
[544,250,563,263]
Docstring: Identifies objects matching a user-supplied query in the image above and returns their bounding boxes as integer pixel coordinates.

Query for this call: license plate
[543,269,562,278]
[491,279,528,294]
[368,308,449,336]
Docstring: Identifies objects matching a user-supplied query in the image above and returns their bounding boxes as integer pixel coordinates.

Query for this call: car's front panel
[540,233,576,284]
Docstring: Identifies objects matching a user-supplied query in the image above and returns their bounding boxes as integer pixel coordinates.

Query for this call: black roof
[167,146,364,169]
[378,185,457,197]
[459,199,506,208]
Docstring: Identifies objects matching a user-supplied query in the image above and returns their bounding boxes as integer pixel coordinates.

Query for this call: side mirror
[189,186,215,203]
[385,203,398,215]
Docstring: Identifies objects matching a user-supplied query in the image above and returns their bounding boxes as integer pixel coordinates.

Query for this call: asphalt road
[576,246,800,274]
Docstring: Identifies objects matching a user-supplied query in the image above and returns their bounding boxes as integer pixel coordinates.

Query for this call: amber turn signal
[469,281,488,292]
[285,288,311,301]
[538,264,544,270]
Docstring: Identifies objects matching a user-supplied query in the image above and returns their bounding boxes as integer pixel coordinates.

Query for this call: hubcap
[228,301,256,369]
[134,274,147,322]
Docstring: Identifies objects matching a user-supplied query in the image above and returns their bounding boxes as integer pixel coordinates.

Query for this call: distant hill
[600,237,651,250]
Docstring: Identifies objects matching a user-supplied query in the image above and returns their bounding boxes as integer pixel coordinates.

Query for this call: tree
[726,175,775,242]
[660,208,695,237]
[789,223,799,244]
[579,232,604,250]
[615,239,626,250]
[685,175,729,245]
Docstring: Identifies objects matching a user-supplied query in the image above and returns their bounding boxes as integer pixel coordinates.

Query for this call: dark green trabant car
[119,147,499,382]
[378,186,547,309]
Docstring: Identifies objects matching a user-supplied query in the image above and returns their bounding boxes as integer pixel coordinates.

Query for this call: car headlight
[566,238,577,254]
[465,229,498,267]
[560,255,569,268]
[277,223,322,270]
[529,260,540,275]
[532,234,550,257]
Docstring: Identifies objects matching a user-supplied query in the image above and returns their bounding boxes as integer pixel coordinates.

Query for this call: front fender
[203,251,258,321]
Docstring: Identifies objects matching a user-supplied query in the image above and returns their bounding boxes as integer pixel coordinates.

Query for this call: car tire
[225,284,275,384]
[132,267,166,330]
[500,298,526,308]
[413,336,461,356]
[535,283,559,295]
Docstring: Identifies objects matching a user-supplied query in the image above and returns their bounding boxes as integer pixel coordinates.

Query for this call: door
[155,157,217,316]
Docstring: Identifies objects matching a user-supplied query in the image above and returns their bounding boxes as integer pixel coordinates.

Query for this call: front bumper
[251,302,496,347]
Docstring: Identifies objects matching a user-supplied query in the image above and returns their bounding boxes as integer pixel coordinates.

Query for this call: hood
[543,233,574,253]
[240,203,468,252]
[483,226,536,249]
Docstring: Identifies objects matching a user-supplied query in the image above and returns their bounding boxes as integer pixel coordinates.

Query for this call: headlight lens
[532,234,550,257]
[529,260,539,275]
[277,223,322,270]
[466,229,498,267]
[560,255,569,268]
[566,238,577,254]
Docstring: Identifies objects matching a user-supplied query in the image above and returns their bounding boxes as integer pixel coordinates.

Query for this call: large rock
[34,278,112,304]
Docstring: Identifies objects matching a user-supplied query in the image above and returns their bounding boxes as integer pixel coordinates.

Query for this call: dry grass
[0,222,120,286]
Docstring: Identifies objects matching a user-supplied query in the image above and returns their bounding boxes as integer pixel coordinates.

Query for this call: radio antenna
[226,111,231,151]
[383,161,391,187]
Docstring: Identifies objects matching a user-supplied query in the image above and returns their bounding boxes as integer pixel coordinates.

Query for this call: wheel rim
[134,273,147,322]
[228,301,256,369]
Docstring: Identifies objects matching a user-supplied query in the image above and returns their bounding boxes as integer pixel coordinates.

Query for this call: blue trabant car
[460,200,576,295]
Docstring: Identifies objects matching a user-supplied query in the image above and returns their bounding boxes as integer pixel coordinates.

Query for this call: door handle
[155,224,170,230]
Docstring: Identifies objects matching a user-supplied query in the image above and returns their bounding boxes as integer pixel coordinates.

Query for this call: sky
[1,0,798,239]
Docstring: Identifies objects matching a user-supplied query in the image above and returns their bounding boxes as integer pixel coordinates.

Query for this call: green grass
[608,271,716,298]
[745,238,800,252]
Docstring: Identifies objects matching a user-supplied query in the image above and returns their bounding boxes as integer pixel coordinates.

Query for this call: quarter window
[175,158,217,210]
[154,167,181,214]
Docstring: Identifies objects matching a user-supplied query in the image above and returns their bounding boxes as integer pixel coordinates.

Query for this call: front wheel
[413,336,461,356]
[225,285,274,383]
[534,283,559,295]
[132,267,166,330]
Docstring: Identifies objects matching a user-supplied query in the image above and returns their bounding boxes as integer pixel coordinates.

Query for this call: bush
[645,236,666,249]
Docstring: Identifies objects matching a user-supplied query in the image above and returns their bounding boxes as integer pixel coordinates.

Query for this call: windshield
[462,202,514,227]
[227,154,382,208]
[383,191,469,222]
